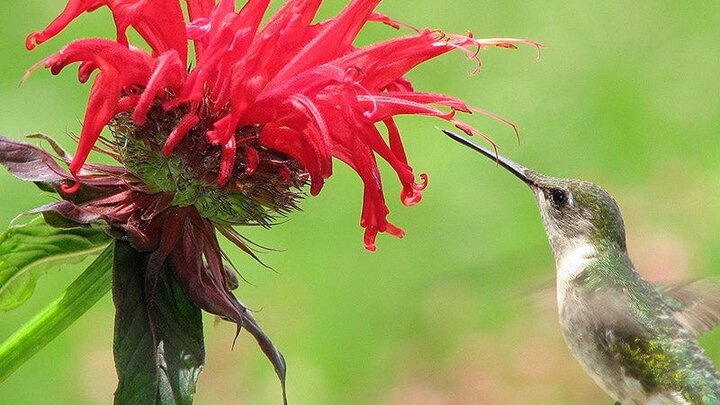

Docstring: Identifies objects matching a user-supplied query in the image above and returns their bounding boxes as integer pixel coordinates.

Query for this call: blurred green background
[1,1,719,404]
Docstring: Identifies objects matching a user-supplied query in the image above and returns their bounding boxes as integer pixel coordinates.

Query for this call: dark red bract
[0,133,288,391]
[26,0,539,250]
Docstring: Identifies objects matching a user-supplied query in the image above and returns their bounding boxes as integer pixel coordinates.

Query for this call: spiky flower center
[111,107,308,227]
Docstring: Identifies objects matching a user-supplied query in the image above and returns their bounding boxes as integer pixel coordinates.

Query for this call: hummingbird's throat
[554,241,597,282]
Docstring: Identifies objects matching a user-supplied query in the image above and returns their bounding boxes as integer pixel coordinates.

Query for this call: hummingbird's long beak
[441,129,535,186]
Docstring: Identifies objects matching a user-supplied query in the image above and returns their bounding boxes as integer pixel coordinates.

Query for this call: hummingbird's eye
[550,189,568,207]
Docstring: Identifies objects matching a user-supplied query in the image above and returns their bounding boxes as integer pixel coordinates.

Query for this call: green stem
[0,244,113,383]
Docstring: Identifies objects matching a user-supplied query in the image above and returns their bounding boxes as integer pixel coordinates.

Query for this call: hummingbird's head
[442,130,627,258]
[527,174,626,255]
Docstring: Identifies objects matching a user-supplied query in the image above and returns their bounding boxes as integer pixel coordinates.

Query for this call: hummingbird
[442,129,720,404]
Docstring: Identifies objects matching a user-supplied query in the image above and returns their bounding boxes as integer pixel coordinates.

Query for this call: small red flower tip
[163,114,200,156]
[60,177,81,194]
[400,173,429,206]
[401,188,422,207]
[131,50,186,126]
[416,173,429,191]
[218,137,237,187]
[278,166,292,182]
[26,0,540,249]
[25,33,40,50]
[368,12,403,30]
[77,61,97,83]
[385,223,405,239]
[243,147,259,176]
[362,222,405,251]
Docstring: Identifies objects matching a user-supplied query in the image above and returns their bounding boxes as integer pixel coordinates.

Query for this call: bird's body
[443,129,720,404]
[558,244,720,404]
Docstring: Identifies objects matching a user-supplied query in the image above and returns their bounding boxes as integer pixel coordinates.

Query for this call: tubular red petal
[163,113,200,156]
[260,124,325,193]
[368,12,401,30]
[354,94,458,122]
[243,147,259,176]
[363,230,377,252]
[184,0,215,21]
[272,0,381,84]
[116,94,141,113]
[332,31,447,91]
[68,65,122,179]
[26,0,104,50]
[347,119,419,210]
[60,175,82,194]
[27,0,189,63]
[401,188,422,206]
[217,137,236,187]
[129,0,188,63]
[186,18,211,41]
[132,50,185,125]
[383,118,408,165]
[77,61,97,83]
[234,0,322,89]
[346,137,398,251]
[384,223,405,239]
[43,39,153,84]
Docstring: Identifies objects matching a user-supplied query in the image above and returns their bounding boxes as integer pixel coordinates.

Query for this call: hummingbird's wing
[582,286,720,401]
[582,285,655,340]
[568,263,720,400]
[657,279,720,336]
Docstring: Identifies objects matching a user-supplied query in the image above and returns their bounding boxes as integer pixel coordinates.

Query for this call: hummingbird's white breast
[554,241,596,312]
[553,243,693,404]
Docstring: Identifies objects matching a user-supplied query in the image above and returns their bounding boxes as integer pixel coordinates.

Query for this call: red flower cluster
[26,0,539,250]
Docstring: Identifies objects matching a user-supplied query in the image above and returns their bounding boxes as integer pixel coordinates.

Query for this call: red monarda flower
[26,0,539,251]
[8,0,540,400]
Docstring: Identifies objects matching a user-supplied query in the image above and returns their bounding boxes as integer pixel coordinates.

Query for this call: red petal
[217,136,236,186]
[260,124,326,194]
[243,146,259,176]
[132,50,185,125]
[128,0,188,62]
[26,0,105,50]
[43,39,153,84]
[185,0,215,21]
[272,0,381,84]
[69,63,123,177]
[163,113,200,156]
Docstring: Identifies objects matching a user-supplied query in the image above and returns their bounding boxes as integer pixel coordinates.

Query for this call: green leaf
[113,241,205,405]
[0,244,113,383]
[0,216,111,311]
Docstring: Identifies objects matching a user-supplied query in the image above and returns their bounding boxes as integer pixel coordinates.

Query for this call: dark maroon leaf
[169,217,246,326]
[242,311,288,405]
[29,201,103,225]
[0,135,70,186]
[0,135,116,202]
[167,215,288,402]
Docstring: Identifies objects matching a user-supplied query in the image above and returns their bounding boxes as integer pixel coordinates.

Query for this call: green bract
[112,113,305,227]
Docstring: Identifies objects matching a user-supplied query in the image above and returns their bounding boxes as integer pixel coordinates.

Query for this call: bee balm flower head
[8,0,540,400]
[26,0,539,251]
